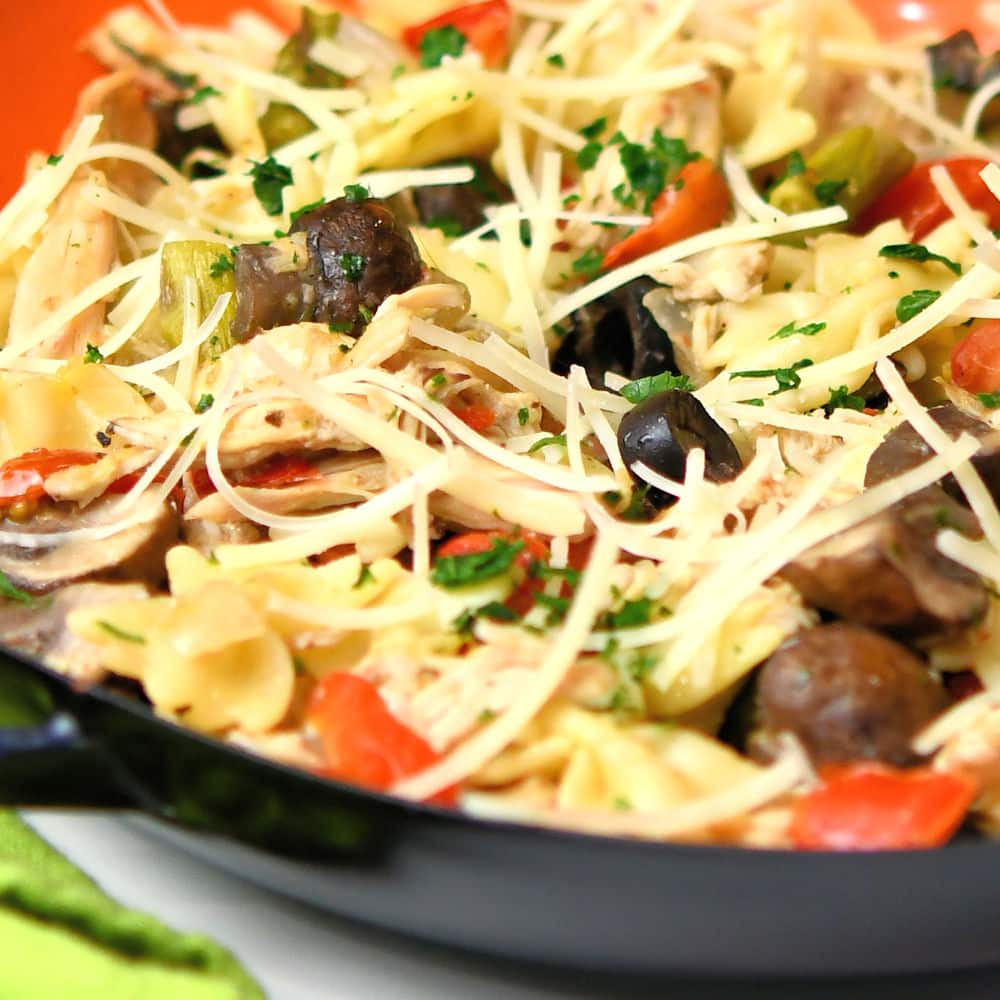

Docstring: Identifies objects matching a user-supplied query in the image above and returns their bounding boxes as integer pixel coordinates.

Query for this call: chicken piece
[185,453,388,522]
[0,581,150,684]
[8,170,117,358]
[183,519,265,555]
[194,323,354,400]
[653,241,774,304]
[64,71,158,201]
[42,447,156,507]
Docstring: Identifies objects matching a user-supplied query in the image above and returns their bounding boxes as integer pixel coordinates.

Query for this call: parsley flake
[432,537,525,588]
[978,391,1000,408]
[769,320,827,341]
[546,52,565,68]
[896,288,941,323]
[209,252,234,278]
[576,141,602,170]
[599,597,653,630]
[247,156,293,216]
[616,130,699,212]
[189,85,221,104]
[97,620,146,644]
[517,406,530,426]
[729,359,814,395]
[879,243,962,276]
[83,343,103,364]
[195,393,214,414]
[289,199,324,225]
[0,570,34,605]
[338,253,366,282]
[419,25,466,68]
[46,154,62,166]
[814,178,848,206]
[827,385,866,411]
[620,371,694,403]
[528,434,567,453]
[344,184,370,203]
[572,247,603,278]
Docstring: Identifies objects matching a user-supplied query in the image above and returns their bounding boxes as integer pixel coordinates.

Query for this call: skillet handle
[0,710,132,808]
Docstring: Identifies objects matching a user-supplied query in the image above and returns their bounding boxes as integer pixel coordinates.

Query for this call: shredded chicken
[653,241,774,304]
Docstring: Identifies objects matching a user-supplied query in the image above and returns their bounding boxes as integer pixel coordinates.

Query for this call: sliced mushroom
[393,158,511,234]
[751,623,949,767]
[553,278,677,390]
[928,31,1000,127]
[0,581,149,683]
[0,493,179,594]
[781,486,988,637]
[865,401,1000,504]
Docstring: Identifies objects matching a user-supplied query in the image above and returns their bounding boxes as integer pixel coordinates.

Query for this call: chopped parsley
[827,385,866,411]
[209,251,234,278]
[599,597,653,630]
[978,391,1000,408]
[517,406,530,426]
[895,288,941,323]
[432,537,525,588]
[575,141,603,170]
[728,359,814,395]
[814,178,848,207]
[528,434,567,453]
[425,216,464,237]
[533,592,570,625]
[329,320,353,333]
[83,343,103,364]
[289,199,324,225]
[619,371,693,403]
[353,564,375,589]
[97,621,146,644]
[769,320,826,341]
[358,304,374,324]
[247,156,293,216]
[338,253,366,282]
[572,247,603,278]
[391,63,406,80]
[0,570,34,605]
[546,52,565,68]
[189,85,221,104]
[879,243,961,276]
[615,130,699,211]
[774,150,806,187]
[344,184,370,203]
[454,602,519,634]
[195,393,215,414]
[46,154,62,166]
[419,25,467,68]
[579,116,607,140]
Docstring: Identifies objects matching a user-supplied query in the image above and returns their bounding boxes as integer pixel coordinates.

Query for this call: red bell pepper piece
[308,672,456,806]
[601,158,730,272]
[790,763,976,851]
[402,0,511,68]
[0,448,102,505]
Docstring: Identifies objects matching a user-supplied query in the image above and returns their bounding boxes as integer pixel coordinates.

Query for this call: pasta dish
[5,0,1000,850]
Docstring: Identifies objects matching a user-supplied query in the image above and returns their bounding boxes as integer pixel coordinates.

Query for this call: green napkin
[0,811,264,999]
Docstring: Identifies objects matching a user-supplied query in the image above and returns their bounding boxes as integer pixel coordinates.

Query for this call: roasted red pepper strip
[308,672,457,806]
[950,320,1000,395]
[401,0,511,68]
[190,454,322,498]
[451,404,497,433]
[0,449,102,505]
[791,763,976,851]
[856,159,1000,241]
[601,158,730,272]
[850,0,1000,49]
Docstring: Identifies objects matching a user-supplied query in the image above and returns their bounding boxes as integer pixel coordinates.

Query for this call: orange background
[0,0,994,204]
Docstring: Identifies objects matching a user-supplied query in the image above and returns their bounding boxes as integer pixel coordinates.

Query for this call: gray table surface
[21,811,1000,999]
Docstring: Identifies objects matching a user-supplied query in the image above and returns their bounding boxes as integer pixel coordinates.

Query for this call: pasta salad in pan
[4,0,1000,850]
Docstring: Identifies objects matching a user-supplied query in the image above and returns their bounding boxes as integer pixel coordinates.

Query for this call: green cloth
[0,811,264,999]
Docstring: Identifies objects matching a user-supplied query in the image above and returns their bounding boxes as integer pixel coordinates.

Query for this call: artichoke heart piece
[769,126,915,220]
[259,8,342,150]
[159,240,237,360]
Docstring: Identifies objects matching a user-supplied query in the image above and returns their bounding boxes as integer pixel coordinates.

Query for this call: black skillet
[2,644,1000,979]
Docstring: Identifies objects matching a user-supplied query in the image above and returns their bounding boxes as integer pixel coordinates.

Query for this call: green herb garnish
[432,537,525,588]
[97,621,146,644]
[769,320,826,341]
[338,253,366,282]
[517,406,530,426]
[619,371,694,403]
[599,597,653,629]
[978,391,1000,408]
[827,385,866,411]
[189,85,221,104]
[209,252,234,278]
[419,25,466,68]
[814,178,848,206]
[289,199,324,225]
[572,247,603,278]
[195,393,214,414]
[46,154,62,166]
[879,242,961,276]
[353,564,375,589]
[248,156,293,216]
[546,53,565,68]
[729,359,814,395]
[896,288,941,323]
[528,434,567,453]
[0,571,34,605]
[83,343,103,364]
[616,131,699,212]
